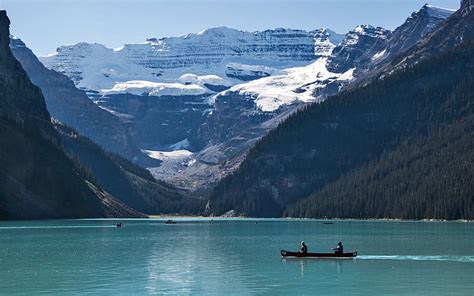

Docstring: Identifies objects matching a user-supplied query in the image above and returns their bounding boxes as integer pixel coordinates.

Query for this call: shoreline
[146,216,473,223]
[0,216,471,222]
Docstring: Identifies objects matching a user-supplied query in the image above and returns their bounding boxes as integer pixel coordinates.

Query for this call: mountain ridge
[35,4,455,192]
[9,37,157,166]
[0,10,143,219]
[206,4,474,219]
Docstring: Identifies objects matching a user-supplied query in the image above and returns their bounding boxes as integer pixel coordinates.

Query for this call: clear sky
[0,0,460,56]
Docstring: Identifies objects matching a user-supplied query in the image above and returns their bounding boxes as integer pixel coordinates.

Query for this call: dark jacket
[300,244,308,253]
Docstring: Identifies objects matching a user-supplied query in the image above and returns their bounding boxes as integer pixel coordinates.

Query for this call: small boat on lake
[281,250,357,258]
[165,220,177,224]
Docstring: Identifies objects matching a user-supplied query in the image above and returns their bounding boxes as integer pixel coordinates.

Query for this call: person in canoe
[332,242,343,254]
[300,241,308,254]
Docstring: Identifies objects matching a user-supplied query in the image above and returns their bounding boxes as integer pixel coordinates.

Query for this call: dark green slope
[0,11,141,219]
[55,123,204,215]
[207,37,474,219]
[286,114,474,220]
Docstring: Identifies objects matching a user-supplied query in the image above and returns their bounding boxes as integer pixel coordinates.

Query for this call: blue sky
[0,0,460,56]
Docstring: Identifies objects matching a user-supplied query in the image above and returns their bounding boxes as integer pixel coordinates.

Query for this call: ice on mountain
[222,58,354,112]
[179,74,230,87]
[102,80,208,97]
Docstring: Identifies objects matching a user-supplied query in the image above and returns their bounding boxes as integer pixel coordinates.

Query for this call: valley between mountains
[0,2,472,219]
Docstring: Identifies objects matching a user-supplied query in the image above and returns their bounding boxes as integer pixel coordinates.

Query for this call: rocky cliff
[9,37,156,166]
[0,10,142,219]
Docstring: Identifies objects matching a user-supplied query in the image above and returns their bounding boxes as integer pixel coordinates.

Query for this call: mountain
[9,38,156,166]
[39,5,453,191]
[0,11,142,219]
[181,5,452,190]
[348,4,454,75]
[373,4,455,63]
[39,27,347,188]
[327,25,391,73]
[359,3,468,83]
[40,27,343,92]
[206,4,474,219]
[395,2,473,67]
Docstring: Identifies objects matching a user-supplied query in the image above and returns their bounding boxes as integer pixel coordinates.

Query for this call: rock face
[328,5,454,75]
[97,93,211,150]
[38,5,454,190]
[383,4,455,54]
[461,0,474,11]
[360,4,455,75]
[0,10,142,219]
[327,25,391,73]
[9,38,155,166]
[356,2,470,85]
[391,2,473,69]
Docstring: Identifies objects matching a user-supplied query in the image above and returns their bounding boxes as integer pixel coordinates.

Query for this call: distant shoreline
[0,216,470,222]
[146,215,473,222]
[148,215,207,219]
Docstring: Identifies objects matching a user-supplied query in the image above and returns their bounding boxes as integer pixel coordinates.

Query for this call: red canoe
[281,250,358,258]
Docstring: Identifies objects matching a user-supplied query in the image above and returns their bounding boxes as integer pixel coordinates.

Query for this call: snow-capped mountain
[327,25,391,73]
[38,4,454,190]
[39,26,348,188]
[41,27,343,95]
[365,4,456,72]
[374,2,470,77]
[9,37,156,166]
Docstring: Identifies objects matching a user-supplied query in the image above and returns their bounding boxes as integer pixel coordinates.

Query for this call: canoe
[281,250,357,258]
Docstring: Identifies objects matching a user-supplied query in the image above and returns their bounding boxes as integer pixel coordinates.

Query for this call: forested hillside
[56,123,204,215]
[207,39,474,219]
[287,114,473,219]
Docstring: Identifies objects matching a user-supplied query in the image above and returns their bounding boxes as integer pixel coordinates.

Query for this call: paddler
[332,242,343,254]
[300,241,308,254]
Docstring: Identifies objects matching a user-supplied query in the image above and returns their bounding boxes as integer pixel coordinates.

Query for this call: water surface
[0,219,473,295]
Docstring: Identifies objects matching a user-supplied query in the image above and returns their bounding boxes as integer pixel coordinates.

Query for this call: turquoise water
[0,219,473,295]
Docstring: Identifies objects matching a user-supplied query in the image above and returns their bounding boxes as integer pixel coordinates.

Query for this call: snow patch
[102,80,208,97]
[223,57,353,112]
[226,62,284,76]
[142,149,193,161]
[372,49,387,60]
[168,138,191,150]
[144,149,195,183]
[337,67,355,81]
[179,73,230,87]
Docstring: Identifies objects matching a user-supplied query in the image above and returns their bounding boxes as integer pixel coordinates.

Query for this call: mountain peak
[415,4,455,19]
[0,10,10,51]
[352,25,390,37]
[9,35,26,49]
[398,3,455,36]
[196,26,240,36]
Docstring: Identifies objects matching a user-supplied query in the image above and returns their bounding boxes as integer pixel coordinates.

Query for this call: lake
[0,219,473,295]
